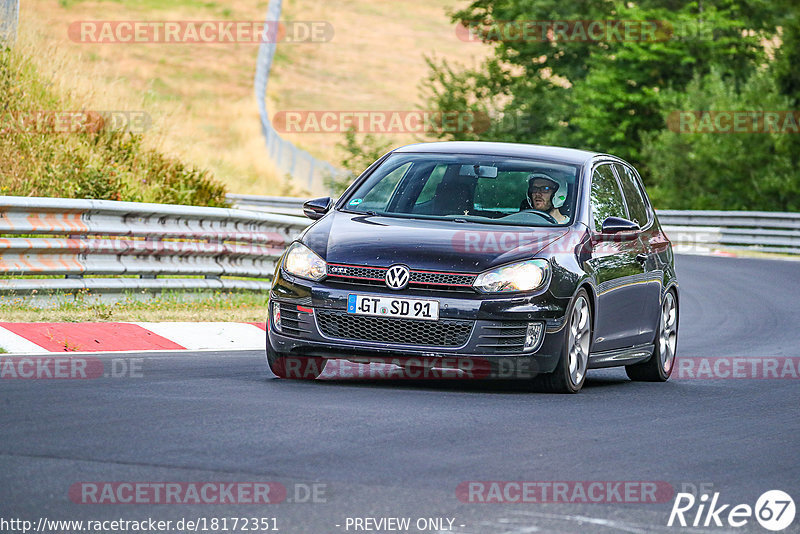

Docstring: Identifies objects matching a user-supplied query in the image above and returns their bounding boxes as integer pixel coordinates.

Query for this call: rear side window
[590,164,627,230]
[614,164,650,228]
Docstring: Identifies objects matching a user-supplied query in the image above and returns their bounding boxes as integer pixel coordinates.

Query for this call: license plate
[347,294,439,321]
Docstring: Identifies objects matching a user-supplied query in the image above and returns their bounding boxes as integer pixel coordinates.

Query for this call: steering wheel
[519,209,558,224]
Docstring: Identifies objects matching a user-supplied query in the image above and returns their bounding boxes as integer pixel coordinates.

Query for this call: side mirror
[601,216,640,234]
[303,197,332,220]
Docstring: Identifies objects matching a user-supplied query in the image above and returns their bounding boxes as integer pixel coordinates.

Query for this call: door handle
[636,253,648,264]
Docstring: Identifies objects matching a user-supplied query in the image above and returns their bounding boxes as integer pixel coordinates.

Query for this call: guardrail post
[0,0,19,46]
[140,234,162,279]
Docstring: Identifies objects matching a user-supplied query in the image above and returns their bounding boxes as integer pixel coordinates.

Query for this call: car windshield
[341,153,580,226]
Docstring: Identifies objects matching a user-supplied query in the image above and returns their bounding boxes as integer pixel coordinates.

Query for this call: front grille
[411,271,475,286]
[476,322,528,353]
[326,263,477,292]
[328,265,386,280]
[316,310,473,347]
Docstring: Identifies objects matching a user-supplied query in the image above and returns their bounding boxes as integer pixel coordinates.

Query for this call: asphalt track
[1,255,799,534]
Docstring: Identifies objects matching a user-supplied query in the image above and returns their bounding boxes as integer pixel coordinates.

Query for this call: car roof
[393,141,604,166]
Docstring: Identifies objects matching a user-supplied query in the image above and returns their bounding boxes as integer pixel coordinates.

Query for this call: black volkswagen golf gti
[267,142,678,393]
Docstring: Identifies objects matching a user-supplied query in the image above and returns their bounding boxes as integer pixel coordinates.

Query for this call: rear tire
[266,343,326,380]
[534,289,591,393]
[626,290,678,382]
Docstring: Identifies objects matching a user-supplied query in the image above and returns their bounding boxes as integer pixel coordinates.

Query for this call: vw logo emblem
[385,265,410,290]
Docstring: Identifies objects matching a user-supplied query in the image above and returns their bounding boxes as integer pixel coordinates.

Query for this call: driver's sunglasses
[529,185,555,193]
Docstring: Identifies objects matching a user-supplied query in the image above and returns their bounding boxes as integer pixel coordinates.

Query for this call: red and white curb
[0,322,266,354]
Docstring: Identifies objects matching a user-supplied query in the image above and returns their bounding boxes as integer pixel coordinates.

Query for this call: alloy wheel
[659,292,678,374]
[568,296,591,386]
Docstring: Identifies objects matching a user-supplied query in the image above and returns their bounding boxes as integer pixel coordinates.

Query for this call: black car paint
[268,142,678,374]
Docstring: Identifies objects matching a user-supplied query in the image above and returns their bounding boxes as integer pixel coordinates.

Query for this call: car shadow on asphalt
[266,373,632,394]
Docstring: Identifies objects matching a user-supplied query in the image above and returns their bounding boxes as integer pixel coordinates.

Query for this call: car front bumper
[267,270,572,375]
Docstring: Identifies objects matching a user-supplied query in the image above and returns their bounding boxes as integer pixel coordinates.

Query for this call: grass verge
[0,290,268,322]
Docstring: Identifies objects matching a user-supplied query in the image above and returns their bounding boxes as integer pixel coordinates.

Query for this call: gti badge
[385,265,410,290]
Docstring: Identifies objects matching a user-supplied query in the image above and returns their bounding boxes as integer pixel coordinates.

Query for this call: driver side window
[590,164,628,231]
[357,162,410,211]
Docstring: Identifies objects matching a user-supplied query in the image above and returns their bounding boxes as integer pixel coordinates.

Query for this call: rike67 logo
[668,490,795,531]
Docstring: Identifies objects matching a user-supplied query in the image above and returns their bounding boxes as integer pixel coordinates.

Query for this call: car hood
[302,210,570,273]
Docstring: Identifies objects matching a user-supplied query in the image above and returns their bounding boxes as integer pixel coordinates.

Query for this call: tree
[424,0,781,165]
[326,128,391,195]
[640,69,800,211]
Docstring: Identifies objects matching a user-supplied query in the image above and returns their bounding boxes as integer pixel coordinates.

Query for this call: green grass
[0,347,8,354]
[0,290,268,322]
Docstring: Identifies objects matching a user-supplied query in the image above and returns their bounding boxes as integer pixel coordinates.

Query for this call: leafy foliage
[641,69,800,211]
[422,0,798,209]
[327,128,392,195]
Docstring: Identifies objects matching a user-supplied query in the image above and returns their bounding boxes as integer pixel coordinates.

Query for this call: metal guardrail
[226,196,800,256]
[659,210,800,255]
[255,0,347,193]
[3,195,795,297]
[227,194,308,217]
[0,196,309,294]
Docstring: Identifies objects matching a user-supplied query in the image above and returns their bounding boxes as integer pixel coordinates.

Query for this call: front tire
[266,343,326,380]
[626,290,678,382]
[535,289,591,393]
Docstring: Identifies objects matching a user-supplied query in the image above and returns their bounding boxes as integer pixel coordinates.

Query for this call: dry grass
[23,0,486,195]
[22,0,290,196]
[271,0,489,169]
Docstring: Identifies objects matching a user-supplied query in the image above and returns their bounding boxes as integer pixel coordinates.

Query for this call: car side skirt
[588,343,654,369]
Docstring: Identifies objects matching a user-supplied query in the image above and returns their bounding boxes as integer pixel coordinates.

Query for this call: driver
[522,172,569,223]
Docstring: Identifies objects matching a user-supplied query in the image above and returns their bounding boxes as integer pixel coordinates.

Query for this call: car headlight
[473,259,550,293]
[283,242,326,281]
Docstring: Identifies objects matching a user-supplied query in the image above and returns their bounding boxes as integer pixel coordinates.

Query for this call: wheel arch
[574,280,597,346]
